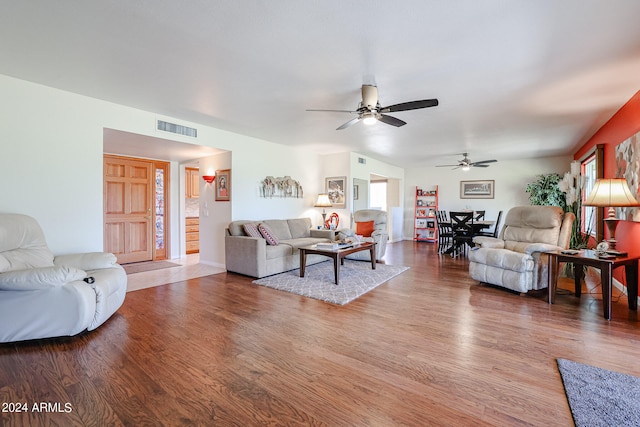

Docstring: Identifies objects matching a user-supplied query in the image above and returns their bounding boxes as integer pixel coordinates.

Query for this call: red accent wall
[575,90,640,179]
[574,90,640,283]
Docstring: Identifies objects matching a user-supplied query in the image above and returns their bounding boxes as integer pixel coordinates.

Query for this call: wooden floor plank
[1,241,639,426]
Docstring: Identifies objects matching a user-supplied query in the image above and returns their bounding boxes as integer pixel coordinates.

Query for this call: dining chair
[449,211,474,257]
[476,210,503,238]
[435,210,452,253]
[474,210,485,221]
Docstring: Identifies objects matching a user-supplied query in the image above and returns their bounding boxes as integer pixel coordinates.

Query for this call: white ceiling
[2,1,640,168]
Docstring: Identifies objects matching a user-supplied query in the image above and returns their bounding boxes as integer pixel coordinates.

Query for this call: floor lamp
[583,178,640,255]
[314,193,333,228]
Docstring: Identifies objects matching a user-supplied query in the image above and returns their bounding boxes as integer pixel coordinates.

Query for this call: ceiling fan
[436,153,497,170]
[307,84,438,130]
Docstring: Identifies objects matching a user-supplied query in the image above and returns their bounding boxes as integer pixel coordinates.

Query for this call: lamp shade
[583,178,640,207]
[314,193,333,207]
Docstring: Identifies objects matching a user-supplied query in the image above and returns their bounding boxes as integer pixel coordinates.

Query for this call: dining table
[469,220,494,234]
[440,220,494,234]
[440,219,494,255]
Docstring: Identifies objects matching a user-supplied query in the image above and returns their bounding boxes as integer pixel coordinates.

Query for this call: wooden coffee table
[299,242,376,285]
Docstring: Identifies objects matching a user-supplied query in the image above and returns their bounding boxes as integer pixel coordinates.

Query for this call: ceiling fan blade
[380,99,439,113]
[472,164,490,168]
[337,117,361,130]
[306,109,356,113]
[378,114,406,127]
[471,159,497,165]
[436,164,460,167]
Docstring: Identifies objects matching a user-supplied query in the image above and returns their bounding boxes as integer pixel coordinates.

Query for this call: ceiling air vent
[358,157,367,164]
[157,120,197,138]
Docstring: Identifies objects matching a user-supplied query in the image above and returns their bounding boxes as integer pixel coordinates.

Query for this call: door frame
[103,154,170,262]
[153,161,170,260]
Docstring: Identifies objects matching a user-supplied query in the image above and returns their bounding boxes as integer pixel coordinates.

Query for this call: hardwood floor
[2,241,640,426]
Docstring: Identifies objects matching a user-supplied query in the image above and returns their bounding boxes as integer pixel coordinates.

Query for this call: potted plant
[527,164,593,277]
[558,161,591,250]
[525,173,567,210]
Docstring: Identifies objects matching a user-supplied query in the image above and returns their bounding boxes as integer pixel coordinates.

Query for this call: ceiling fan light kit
[362,112,377,125]
[307,84,438,130]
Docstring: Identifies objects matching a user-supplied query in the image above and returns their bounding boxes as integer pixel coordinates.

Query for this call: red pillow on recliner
[356,220,375,237]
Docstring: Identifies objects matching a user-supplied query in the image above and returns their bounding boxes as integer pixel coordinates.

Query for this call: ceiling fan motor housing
[361,85,378,109]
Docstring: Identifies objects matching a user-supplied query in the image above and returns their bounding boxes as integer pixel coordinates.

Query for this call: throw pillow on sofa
[243,223,263,239]
[258,223,279,245]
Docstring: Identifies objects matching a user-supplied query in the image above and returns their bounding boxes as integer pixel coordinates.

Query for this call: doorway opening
[185,165,200,254]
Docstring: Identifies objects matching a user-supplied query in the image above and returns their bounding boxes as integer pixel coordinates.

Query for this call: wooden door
[104,155,154,264]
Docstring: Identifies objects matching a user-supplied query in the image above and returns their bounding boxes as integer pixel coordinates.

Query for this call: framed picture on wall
[460,180,494,199]
[615,130,640,221]
[325,176,346,208]
[215,169,231,201]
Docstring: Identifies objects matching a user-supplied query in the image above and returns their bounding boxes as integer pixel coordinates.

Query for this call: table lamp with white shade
[583,178,640,254]
[314,193,333,228]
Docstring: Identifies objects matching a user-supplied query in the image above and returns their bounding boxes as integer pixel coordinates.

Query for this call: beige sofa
[468,206,575,293]
[225,218,334,278]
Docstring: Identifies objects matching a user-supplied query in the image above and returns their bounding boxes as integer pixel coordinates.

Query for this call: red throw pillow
[356,220,375,237]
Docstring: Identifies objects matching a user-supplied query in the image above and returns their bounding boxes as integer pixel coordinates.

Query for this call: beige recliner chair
[468,206,575,293]
[338,209,389,261]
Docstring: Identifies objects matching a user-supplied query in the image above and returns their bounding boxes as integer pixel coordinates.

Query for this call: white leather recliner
[338,209,389,261]
[0,213,127,343]
[468,206,575,293]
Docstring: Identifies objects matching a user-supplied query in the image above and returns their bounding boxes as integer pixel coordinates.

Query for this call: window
[580,144,604,242]
[370,181,387,212]
[582,154,596,236]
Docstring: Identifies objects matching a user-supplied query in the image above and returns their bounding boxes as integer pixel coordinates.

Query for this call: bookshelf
[414,185,438,242]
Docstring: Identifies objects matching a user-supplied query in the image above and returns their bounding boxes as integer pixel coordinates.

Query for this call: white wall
[403,155,572,239]
[0,74,325,259]
[169,160,183,259]
[197,152,232,268]
[1,75,113,254]
[387,178,402,242]
[230,142,323,223]
[319,153,352,229]
[350,152,405,183]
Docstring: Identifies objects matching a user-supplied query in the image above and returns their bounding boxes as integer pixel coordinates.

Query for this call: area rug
[123,260,181,275]
[252,260,409,305]
[556,358,640,426]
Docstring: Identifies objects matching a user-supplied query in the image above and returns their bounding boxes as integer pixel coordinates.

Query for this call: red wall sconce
[202,175,215,184]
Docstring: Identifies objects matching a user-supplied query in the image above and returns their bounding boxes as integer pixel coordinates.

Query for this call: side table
[547,249,639,320]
